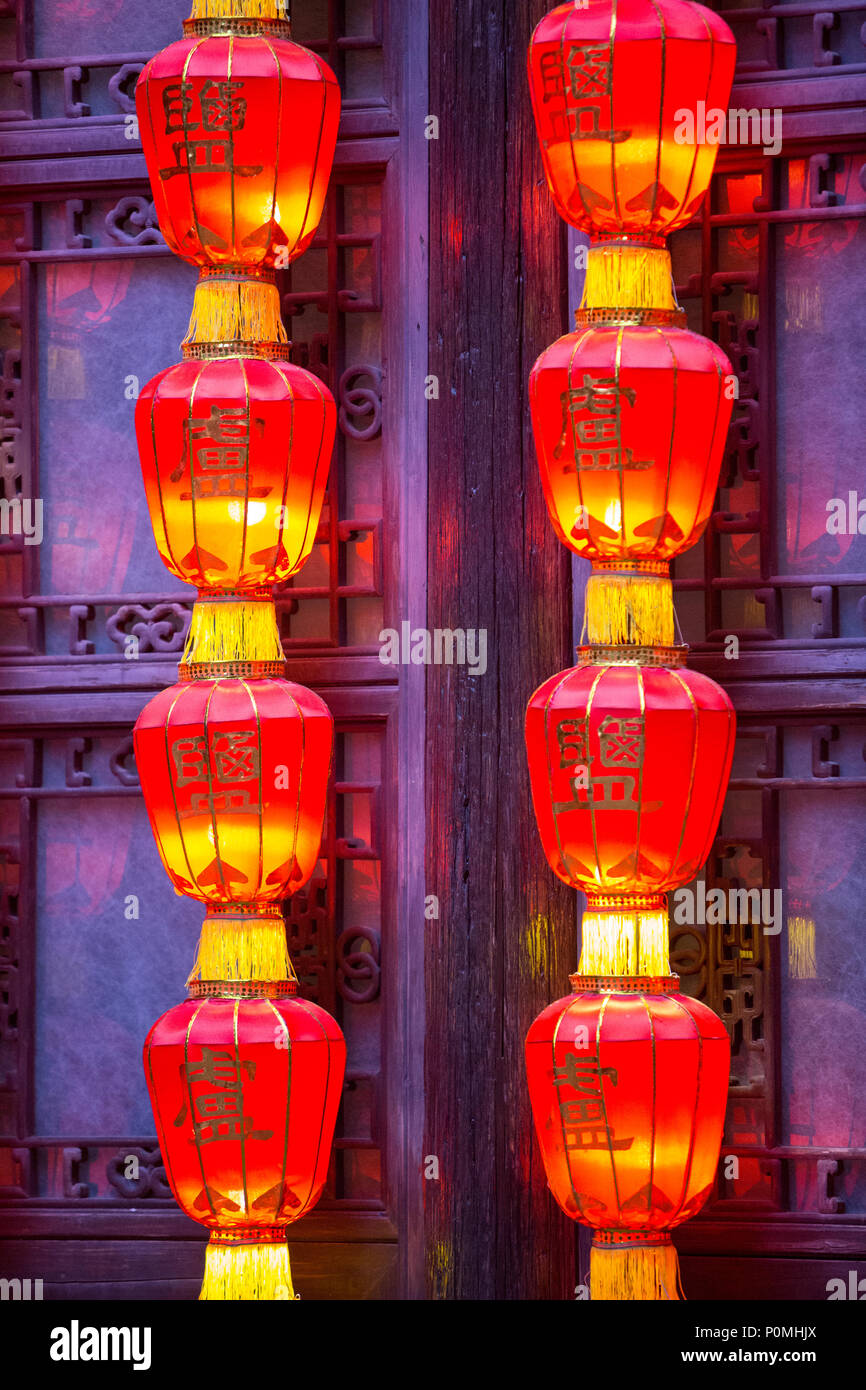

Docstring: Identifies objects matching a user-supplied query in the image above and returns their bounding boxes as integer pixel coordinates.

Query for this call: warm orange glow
[136,356,334,591]
[525,662,735,895]
[530,323,733,564]
[528,0,735,241]
[133,676,332,906]
[526,985,729,1231]
[145,993,345,1233]
[136,34,340,268]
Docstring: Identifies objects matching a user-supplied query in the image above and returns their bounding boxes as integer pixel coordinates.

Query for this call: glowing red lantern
[136,26,340,269]
[528,0,735,242]
[136,355,334,592]
[145,988,345,1298]
[525,978,729,1297]
[525,659,734,897]
[530,324,732,565]
[133,675,332,906]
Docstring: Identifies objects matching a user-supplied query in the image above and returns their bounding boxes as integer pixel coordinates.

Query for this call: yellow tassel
[183,275,288,348]
[200,1238,297,1301]
[591,1240,683,1301]
[188,0,288,22]
[580,245,678,313]
[183,596,283,665]
[787,914,817,979]
[585,571,675,647]
[578,910,671,977]
[188,915,296,984]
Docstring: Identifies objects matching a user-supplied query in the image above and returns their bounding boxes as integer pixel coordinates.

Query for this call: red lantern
[133,676,332,906]
[145,986,345,1297]
[525,659,734,897]
[525,981,729,1248]
[136,28,340,269]
[136,356,335,592]
[528,0,736,242]
[530,324,732,565]
[145,991,345,1233]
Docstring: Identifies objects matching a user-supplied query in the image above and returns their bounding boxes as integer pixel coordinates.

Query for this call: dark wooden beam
[424,0,577,1301]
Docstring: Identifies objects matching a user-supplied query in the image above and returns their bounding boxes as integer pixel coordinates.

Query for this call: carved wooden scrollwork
[105,196,164,247]
[338,365,383,441]
[105,602,190,654]
[337,926,381,1003]
[106,1145,171,1199]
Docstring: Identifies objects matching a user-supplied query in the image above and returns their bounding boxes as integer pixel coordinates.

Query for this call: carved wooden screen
[668,0,866,1299]
[0,0,427,1300]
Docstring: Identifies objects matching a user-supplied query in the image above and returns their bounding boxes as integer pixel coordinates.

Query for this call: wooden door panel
[0,0,428,1300]
[666,1,866,1300]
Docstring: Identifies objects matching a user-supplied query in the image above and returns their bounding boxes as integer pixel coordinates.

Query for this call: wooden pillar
[424,0,579,1300]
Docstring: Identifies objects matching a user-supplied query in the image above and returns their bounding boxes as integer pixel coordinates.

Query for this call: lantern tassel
[184,275,288,348]
[200,1237,297,1302]
[183,596,283,665]
[188,1,288,25]
[591,1241,683,1301]
[787,913,817,980]
[189,915,296,985]
[578,910,670,977]
[581,245,678,314]
[584,570,675,647]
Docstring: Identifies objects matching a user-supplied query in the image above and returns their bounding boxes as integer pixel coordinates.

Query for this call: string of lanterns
[524,0,739,1300]
[133,0,344,1301]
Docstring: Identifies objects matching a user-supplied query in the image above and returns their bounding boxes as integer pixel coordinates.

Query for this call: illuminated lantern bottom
[525,977,729,1300]
[145,989,346,1301]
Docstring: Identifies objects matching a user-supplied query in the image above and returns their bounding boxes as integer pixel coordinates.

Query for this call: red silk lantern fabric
[528,0,735,241]
[529,324,732,565]
[145,994,345,1232]
[525,662,734,894]
[136,34,340,268]
[525,985,729,1231]
[136,356,334,592]
[133,676,332,906]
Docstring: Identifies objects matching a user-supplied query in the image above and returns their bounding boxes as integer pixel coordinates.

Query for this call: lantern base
[584,570,675,648]
[578,907,671,978]
[787,913,817,979]
[183,269,289,349]
[580,244,678,315]
[187,0,287,21]
[590,1234,683,1302]
[188,909,297,985]
[200,1233,297,1302]
[183,593,284,665]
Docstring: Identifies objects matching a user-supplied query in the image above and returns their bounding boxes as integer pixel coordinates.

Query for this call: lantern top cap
[531,0,735,46]
[576,643,688,667]
[183,16,292,38]
[569,973,681,995]
[188,979,299,998]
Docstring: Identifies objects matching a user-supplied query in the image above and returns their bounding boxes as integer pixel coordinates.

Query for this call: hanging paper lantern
[525,978,729,1299]
[145,988,346,1299]
[525,659,735,896]
[527,0,736,243]
[530,324,732,565]
[133,675,332,906]
[136,355,335,593]
[136,26,339,271]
